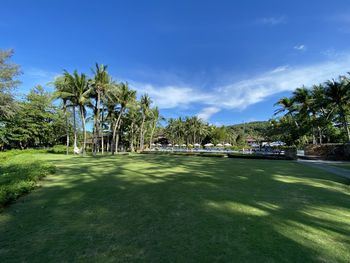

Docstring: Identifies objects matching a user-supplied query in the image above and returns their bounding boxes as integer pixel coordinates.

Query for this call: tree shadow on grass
[0,154,349,262]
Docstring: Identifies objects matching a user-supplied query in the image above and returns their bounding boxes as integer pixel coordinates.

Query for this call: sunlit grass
[0,153,349,262]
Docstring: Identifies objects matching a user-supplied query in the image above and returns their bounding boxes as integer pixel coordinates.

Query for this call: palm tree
[108,82,136,154]
[292,87,317,143]
[63,70,91,154]
[91,63,110,155]
[311,84,334,144]
[139,94,152,151]
[125,100,141,152]
[325,77,350,141]
[149,106,162,148]
[274,97,299,128]
[52,75,73,155]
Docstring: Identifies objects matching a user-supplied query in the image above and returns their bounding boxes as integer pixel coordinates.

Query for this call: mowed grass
[331,163,350,170]
[0,153,350,262]
[0,152,55,209]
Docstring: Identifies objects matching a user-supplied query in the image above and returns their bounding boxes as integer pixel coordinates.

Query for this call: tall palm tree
[63,70,91,154]
[52,75,73,155]
[311,84,334,144]
[126,101,141,152]
[274,97,299,128]
[91,63,110,155]
[109,82,136,154]
[325,77,350,141]
[292,87,317,143]
[149,106,162,148]
[139,94,152,151]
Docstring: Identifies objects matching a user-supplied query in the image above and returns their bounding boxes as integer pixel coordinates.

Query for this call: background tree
[91,64,110,155]
[139,94,152,151]
[63,70,91,154]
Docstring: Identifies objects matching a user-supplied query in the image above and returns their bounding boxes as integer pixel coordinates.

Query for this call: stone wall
[304,143,350,160]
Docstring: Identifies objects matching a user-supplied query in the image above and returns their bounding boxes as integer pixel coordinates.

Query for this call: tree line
[0,49,162,153]
[52,64,163,155]
[163,117,266,146]
[2,48,349,151]
[271,75,350,146]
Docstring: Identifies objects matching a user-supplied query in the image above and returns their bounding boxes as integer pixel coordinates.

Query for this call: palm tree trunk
[149,123,156,148]
[340,108,350,142]
[64,103,69,155]
[140,115,146,151]
[111,109,124,154]
[95,91,101,155]
[101,103,105,155]
[112,121,117,155]
[73,106,77,151]
[80,105,86,155]
[318,126,322,144]
[130,122,135,152]
[344,119,350,142]
[115,120,122,154]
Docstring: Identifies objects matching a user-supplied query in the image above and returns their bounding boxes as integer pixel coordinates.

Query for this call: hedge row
[141,151,294,160]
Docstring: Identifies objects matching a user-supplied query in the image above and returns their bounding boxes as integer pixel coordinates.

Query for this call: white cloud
[197,107,221,121]
[211,56,350,110]
[270,66,289,74]
[129,54,350,116]
[129,82,211,109]
[294,44,306,51]
[258,16,287,26]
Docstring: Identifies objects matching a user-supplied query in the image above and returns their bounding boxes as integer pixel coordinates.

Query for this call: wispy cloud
[197,107,220,121]
[258,16,287,26]
[128,54,350,119]
[294,44,306,51]
[129,82,211,109]
[25,67,59,85]
[213,57,350,110]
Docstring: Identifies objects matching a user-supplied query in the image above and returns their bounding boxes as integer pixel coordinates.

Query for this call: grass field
[331,163,350,171]
[0,153,350,262]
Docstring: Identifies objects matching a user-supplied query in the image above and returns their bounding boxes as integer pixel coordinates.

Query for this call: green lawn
[331,163,350,171]
[1,153,350,262]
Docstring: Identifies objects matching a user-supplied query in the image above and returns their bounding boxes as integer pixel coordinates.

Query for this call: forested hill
[227,121,271,139]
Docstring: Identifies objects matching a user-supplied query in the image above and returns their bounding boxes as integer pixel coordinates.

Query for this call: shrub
[0,154,55,209]
[47,144,73,154]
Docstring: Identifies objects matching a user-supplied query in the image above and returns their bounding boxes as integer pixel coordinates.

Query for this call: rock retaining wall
[304,144,350,160]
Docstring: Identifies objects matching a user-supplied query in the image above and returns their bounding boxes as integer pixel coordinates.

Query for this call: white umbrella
[157,143,162,146]
[224,143,232,146]
[181,144,187,147]
[216,143,223,147]
[168,144,172,147]
[193,143,200,147]
[204,143,214,147]
[174,144,179,147]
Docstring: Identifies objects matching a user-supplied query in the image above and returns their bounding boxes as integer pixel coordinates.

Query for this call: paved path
[297,159,350,180]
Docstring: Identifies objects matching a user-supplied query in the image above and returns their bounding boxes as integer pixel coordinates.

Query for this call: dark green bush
[0,154,55,209]
[227,153,293,160]
[47,145,73,154]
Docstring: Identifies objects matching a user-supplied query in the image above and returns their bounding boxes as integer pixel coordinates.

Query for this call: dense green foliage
[53,65,160,154]
[0,151,55,209]
[271,75,350,146]
[0,49,21,119]
[2,48,350,151]
[1,86,69,149]
[163,117,269,146]
[0,154,349,262]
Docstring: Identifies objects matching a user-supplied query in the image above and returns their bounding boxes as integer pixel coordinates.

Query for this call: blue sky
[2,0,350,125]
